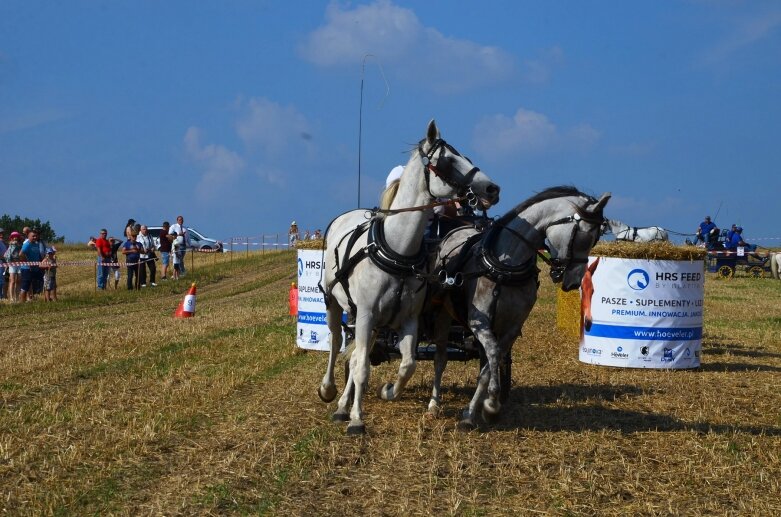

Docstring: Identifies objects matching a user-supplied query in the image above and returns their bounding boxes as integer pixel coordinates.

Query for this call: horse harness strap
[324,218,428,316]
[324,220,371,315]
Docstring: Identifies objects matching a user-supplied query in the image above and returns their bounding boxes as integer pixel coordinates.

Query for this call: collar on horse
[476,220,539,285]
[366,217,428,276]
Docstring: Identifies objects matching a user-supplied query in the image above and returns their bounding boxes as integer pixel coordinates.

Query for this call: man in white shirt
[136,225,157,287]
[168,215,190,275]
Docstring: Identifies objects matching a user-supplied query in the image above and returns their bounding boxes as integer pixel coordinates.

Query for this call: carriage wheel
[748,266,764,278]
[717,265,734,278]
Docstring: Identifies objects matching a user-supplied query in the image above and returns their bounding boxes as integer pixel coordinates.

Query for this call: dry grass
[1,247,780,515]
[591,241,707,261]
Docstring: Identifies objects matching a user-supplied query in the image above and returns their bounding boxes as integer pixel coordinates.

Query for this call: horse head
[417,120,500,209]
[544,192,611,291]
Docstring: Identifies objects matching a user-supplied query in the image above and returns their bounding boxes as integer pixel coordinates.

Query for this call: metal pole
[358,68,364,208]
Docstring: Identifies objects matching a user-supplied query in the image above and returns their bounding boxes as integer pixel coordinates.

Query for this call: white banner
[579,257,704,369]
[296,250,343,351]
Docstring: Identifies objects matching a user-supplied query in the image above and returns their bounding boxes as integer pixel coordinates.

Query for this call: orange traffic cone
[174,283,197,318]
[289,282,298,316]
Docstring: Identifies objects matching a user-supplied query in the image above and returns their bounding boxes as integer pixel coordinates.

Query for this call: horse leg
[318,301,345,403]
[347,312,373,435]
[427,309,452,416]
[332,366,354,423]
[378,318,418,401]
[470,324,503,422]
[458,362,490,431]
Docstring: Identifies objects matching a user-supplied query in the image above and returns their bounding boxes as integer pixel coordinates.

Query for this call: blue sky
[1,1,780,245]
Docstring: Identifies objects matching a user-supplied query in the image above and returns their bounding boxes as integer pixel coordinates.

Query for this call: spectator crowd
[0,215,194,302]
[0,226,58,302]
[89,215,191,291]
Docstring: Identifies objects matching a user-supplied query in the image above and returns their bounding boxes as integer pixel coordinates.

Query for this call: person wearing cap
[0,228,7,300]
[4,231,23,302]
[695,216,718,247]
[41,247,58,301]
[727,226,756,252]
[288,221,299,246]
[726,224,738,243]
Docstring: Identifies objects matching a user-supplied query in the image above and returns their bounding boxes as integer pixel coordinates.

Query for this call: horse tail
[379,180,400,210]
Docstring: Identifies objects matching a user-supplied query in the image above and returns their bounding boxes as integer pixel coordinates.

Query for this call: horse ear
[593,192,611,211]
[426,119,440,144]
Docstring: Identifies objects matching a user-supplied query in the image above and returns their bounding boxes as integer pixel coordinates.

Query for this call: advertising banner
[579,256,704,369]
[296,249,343,351]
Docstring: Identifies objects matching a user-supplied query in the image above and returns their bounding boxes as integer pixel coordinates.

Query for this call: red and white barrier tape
[2,257,158,267]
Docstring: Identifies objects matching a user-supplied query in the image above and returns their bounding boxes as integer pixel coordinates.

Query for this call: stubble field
[1,245,780,516]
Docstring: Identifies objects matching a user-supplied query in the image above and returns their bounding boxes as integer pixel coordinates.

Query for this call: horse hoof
[426,405,441,419]
[456,419,476,432]
[331,412,350,423]
[318,385,337,403]
[346,423,366,436]
[482,399,501,423]
[377,383,394,401]
[481,407,500,424]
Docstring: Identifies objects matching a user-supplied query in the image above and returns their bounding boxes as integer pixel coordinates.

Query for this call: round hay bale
[295,239,325,250]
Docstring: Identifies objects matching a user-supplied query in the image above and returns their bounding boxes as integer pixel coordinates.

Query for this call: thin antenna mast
[357,54,389,208]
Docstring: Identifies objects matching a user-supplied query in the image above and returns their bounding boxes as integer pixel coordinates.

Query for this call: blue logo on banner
[297,257,304,277]
[587,323,701,341]
[627,268,649,290]
[662,348,674,362]
[298,311,327,324]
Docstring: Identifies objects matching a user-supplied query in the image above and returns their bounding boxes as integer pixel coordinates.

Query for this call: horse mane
[380,180,400,210]
[502,185,602,224]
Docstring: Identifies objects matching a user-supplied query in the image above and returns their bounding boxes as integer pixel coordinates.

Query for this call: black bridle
[417,139,481,208]
[543,211,604,282]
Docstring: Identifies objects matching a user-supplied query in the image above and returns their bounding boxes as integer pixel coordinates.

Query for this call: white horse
[426,186,610,428]
[605,219,668,242]
[318,120,500,435]
[771,252,781,280]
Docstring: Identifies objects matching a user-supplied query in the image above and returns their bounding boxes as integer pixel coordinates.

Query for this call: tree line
[0,215,62,243]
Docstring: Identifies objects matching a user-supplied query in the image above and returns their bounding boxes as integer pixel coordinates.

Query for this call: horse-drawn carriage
[316,121,609,434]
[705,229,772,278]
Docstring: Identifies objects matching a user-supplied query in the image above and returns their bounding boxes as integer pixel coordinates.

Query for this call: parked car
[146,226,223,252]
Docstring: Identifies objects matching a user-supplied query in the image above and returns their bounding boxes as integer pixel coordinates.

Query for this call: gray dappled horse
[318,120,500,435]
[605,219,668,242]
[426,186,610,429]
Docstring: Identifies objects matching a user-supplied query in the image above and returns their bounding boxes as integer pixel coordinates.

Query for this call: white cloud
[300,0,516,92]
[521,46,565,85]
[472,107,601,156]
[704,7,781,64]
[184,126,245,198]
[0,108,71,135]
[236,97,314,156]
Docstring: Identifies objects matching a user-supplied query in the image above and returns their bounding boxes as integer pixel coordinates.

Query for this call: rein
[370,197,467,216]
